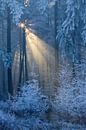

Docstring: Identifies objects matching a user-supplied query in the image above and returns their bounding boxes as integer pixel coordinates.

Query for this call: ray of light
[25,28,58,96]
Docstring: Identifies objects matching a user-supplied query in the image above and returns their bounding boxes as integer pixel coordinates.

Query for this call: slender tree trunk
[23,29,28,81]
[18,29,23,87]
[18,28,28,86]
[1,20,8,99]
[71,31,76,77]
[7,7,13,95]
[54,1,59,87]
[48,0,51,26]
[54,1,59,67]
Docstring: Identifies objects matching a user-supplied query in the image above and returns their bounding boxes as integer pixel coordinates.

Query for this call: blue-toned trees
[0,0,24,98]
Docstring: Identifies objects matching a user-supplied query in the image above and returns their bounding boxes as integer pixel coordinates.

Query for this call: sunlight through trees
[0,0,86,129]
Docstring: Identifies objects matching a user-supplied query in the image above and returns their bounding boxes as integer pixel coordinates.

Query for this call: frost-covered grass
[11,80,49,115]
[57,120,86,130]
[54,63,86,125]
[0,79,53,130]
[0,72,86,129]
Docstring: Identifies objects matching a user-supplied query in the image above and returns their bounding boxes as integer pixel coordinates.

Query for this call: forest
[0,0,86,129]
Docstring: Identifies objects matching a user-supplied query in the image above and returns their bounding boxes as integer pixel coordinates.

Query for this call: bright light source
[19,23,25,28]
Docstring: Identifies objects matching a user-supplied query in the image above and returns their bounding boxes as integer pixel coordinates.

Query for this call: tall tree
[0,0,24,98]
[57,0,82,76]
[7,6,13,95]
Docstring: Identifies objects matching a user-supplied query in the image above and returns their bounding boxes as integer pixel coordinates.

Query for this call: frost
[11,79,49,115]
[0,0,24,25]
[54,64,86,121]
[48,0,56,8]
[0,80,52,129]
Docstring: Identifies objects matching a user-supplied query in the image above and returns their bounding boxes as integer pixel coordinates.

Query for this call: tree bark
[7,7,13,96]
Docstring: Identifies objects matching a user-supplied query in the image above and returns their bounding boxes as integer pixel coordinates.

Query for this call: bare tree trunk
[7,7,13,96]
[18,28,28,86]
[18,29,23,87]
[23,29,28,81]
[54,1,59,89]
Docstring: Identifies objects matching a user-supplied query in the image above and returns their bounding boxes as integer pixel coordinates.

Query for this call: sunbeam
[26,28,58,97]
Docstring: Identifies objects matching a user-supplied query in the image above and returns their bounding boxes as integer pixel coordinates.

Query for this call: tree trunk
[7,7,13,96]
[54,1,59,88]
[23,29,28,81]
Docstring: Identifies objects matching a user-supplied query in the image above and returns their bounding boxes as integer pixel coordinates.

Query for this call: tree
[18,23,28,86]
[57,0,82,76]
[7,6,13,95]
[0,0,24,97]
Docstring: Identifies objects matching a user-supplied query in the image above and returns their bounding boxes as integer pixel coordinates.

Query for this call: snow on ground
[53,63,86,127]
[57,121,86,130]
[11,79,49,114]
[0,79,54,130]
[0,76,86,129]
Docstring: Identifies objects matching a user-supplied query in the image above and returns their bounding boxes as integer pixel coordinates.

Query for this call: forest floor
[0,79,86,130]
[0,103,86,130]
[49,109,86,130]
